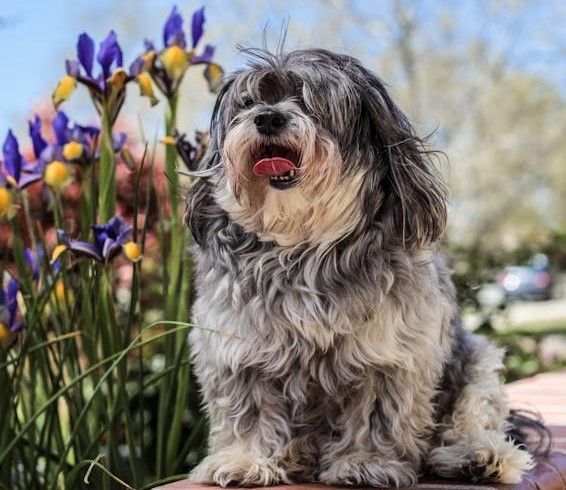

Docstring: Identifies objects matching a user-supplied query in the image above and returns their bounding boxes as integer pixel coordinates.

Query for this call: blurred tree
[64,0,566,256]
[340,0,566,254]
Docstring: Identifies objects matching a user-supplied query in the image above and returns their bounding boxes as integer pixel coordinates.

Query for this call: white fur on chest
[190,253,454,384]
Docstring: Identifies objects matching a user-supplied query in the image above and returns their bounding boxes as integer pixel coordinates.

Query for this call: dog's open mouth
[252,145,300,190]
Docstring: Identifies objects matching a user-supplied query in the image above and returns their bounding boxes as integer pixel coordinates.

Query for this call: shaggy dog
[185,48,535,487]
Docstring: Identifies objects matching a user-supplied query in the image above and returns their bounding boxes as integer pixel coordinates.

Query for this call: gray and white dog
[185,48,535,487]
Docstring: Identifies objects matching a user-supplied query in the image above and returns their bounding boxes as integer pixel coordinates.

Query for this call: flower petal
[97,31,123,79]
[2,131,22,184]
[44,161,73,192]
[24,248,40,280]
[160,45,188,83]
[164,6,186,48]
[123,241,143,262]
[66,59,81,78]
[160,135,177,145]
[93,216,131,255]
[52,111,70,146]
[75,124,100,140]
[51,244,68,263]
[108,67,128,89]
[191,7,205,48]
[0,186,17,220]
[7,278,18,325]
[57,229,71,246]
[136,73,159,106]
[77,33,95,77]
[102,237,119,260]
[113,132,127,152]
[113,216,132,240]
[192,44,215,64]
[129,56,145,77]
[28,116,47,159]
[53,76,77,108]
[63,141,84,161]
[18,172,43,190]
[68,241,104,261]
[9,320,22,333]
[204,63,224,93]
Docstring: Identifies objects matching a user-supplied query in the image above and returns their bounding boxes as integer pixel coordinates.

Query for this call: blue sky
[0,0,564,144]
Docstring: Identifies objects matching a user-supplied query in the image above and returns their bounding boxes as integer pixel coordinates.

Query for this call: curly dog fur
[185,47,534,487]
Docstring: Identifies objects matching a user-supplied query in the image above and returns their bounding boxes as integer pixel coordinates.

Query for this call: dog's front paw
[319,452,417,488]
[189,448,289,487]
[429,435,535,484]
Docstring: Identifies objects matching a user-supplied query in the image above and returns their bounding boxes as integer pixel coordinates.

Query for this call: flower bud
[160,45,188,82]
[137,73,159,106]
[123,241,142,262]
[44,161,73,192]
[0,322,10,349]
[53,76,77,108]
[63,141,84,161]
[0,187,17,220]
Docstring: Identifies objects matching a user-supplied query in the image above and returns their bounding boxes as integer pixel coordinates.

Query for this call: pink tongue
[253,157,297,177]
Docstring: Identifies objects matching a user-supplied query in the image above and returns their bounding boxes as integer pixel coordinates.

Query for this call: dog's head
[188,48,446,249]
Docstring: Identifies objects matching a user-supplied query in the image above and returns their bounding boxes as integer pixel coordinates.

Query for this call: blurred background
[1,0,565,375]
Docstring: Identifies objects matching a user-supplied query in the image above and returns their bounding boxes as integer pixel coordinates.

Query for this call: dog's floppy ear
[359,69,447,249]
[185,78,235,246]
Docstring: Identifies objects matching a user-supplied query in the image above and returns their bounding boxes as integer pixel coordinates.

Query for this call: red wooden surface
[153,370,566,490]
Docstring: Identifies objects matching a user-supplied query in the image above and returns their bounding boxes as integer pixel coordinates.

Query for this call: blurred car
[496,265,552,301]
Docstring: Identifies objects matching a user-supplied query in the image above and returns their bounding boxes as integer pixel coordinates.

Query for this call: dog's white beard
[216,121,368,248]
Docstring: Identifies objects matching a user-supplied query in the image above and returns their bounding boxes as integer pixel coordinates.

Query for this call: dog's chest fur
[190,222,456,395]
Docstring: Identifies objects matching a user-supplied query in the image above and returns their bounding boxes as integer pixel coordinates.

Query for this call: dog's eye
[241,94,254,108]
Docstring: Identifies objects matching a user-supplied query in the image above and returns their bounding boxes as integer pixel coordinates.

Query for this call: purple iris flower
[57,216,132,263]
[29,116,48,159]
[0,130,43,189]
[170,129,208,171]
[164,6,187,48]
[25,248,42,281]
[29,111,125,168]
[60,31,145,124]
[191,7,205,49]
[67,31,124,92]
[25,245,61,281]
[97,31,123,80]
[52,111,127,162]
[143,5,223,97]
[0,277,22,337]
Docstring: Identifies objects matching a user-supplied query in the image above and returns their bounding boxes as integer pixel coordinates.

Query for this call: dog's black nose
[254,110,287,135]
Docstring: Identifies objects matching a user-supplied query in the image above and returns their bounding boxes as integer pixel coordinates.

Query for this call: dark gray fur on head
[187,48,446,250]
[185,48,535,487]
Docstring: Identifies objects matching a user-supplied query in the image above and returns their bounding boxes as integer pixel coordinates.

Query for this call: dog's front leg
[318,371,434,488]
[189,367,291,487]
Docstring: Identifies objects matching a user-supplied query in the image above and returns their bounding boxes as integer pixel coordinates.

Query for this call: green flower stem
[164,92,185,323]
[9,219,33,297]
[0,356,13,486]
[80,264,98,371]
[79,164,94,239]
[156,91,196,477]
[35,322,210,486]
[52,191,65,231]
[165,91,180,214]
[21,191,37,253]
[1,320,231,479]
[98,109,116,223]
[101,264,127,479]
[99,265,119,353]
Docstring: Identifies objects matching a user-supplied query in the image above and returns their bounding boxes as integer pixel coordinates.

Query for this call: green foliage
[0,7,221,489]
